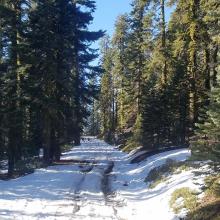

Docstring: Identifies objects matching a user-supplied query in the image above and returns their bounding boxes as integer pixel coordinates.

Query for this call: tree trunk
[74,132,81,146]
[7,131,16,176]
[43,113,51,164]
[54,141,61,161]
[204,48,211,90]
[212,44,218,87]
[73,4,81,146]
[7,1,23,175]
[188,0,199,126]
[160,0,167,85]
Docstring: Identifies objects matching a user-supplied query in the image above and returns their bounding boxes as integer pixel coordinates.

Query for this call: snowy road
[0,138,192,220]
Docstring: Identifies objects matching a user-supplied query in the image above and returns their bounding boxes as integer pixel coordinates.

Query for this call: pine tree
[0,0,30,175]
[122,0,154,148]
[111,14,130,132]
[191,69,220,159]
[99,36,115,142]
[70,0,103,145]
[27,0,103,163]
[200,0,219,87]
[128,0,149,115]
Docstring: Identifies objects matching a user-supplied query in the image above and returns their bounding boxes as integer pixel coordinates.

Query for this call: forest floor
[0,138,217,220]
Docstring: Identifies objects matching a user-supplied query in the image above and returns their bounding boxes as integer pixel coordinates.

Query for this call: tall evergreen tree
[192,70,220,159]
[111,14,130,133]
[28,0,103,162]
[99,36,115,142]
[0,0,30,175]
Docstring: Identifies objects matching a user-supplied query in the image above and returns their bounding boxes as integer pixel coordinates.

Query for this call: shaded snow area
[0,138,207,220]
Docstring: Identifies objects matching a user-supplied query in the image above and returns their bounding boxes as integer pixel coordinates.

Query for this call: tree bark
[43,113,51,164]
[160,0,167,85]
[7,1,23,175]
[188,0,199,126]
[212,44,218,87]
[204,48,211,90]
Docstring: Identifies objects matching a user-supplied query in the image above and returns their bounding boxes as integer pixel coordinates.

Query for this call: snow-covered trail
[0,138,191,220]
[0,139,122,220]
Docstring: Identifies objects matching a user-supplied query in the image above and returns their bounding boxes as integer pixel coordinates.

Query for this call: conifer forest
[0,0,219,219]
[90,0,219,158]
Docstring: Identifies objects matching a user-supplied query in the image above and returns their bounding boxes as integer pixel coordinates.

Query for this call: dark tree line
[0,0,103,175]
[95,0,219,157]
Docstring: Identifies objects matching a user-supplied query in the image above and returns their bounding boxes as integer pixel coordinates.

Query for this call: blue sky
[90,0,132,37]
[89,0,133,64]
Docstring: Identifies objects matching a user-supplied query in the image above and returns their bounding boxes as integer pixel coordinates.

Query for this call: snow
[0,138,209,220]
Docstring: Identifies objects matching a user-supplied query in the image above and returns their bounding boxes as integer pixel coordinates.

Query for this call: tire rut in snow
[71,163,95,215]
[102,161,114,198]
[54,162,94,219]
[102,161,125,220]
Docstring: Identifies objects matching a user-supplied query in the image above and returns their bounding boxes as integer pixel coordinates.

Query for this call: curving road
[0,138,190,220]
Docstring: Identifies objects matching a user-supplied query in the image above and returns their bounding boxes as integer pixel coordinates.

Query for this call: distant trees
[98,0,219,155]
[0,0,103,175]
